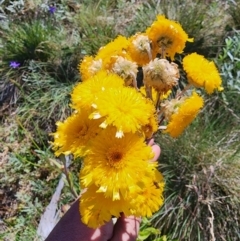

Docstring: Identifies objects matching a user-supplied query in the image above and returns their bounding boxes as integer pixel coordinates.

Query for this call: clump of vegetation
[1,21,57,65]
[152,125,240,241]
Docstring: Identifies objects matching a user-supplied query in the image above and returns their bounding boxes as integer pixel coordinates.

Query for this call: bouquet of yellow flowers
[51,15,222,228]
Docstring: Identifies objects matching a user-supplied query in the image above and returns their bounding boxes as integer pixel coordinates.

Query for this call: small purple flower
[49,6,56,14]
[9,61,20,69]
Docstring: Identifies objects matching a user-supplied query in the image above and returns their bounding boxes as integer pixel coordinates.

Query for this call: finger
[147,139,161,162]
[91,220,114,241]
[150,144,161,162]
[109,214,141,241]
[147,138,155,146]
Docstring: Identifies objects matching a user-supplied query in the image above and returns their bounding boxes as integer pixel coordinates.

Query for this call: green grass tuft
[1,21,58,65]
[152,124,240,241]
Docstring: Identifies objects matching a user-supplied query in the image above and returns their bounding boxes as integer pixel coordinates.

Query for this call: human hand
[45,139,161,241]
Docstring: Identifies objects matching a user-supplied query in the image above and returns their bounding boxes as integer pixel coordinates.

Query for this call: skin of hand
[45,139,161,241]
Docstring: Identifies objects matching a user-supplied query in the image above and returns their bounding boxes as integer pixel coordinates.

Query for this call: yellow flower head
[80,184,132,228]
[71,70,124,111]
[111,56,138,87]
[165,91,204,137]
[183,53,223,94]
[146,15,193,60]
[80,127,155,200]
[96,35,130,69]
[89,86,156,137]
[128,33,152,66]
[78,55,102,81]
[51,109,102,158]
[143,58,179,94]
[130,169,165,217]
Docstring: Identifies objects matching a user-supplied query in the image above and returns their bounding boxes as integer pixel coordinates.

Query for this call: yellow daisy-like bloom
[131,169,165,217]
[78,55,102,81]
[165,92,204,138]
[146,15,193,60]
[183,53,223,94]
[128,33,152,66]
[71,70,124,111]
[95,35,130,69]
[89,86,156,137]
[143,58,179,94]
[80,184,132,228]
[51,109,102,158]
[80,127,155,200]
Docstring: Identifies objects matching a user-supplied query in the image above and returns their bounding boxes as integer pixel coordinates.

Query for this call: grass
[152,123,240,241]
[0,0,240,240]
[1,21,56,64]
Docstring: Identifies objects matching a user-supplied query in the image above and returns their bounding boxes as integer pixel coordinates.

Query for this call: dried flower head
[111,56,138,88]
[161,98,186,121]
[128,33,152,66]
[143,58,179,93]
